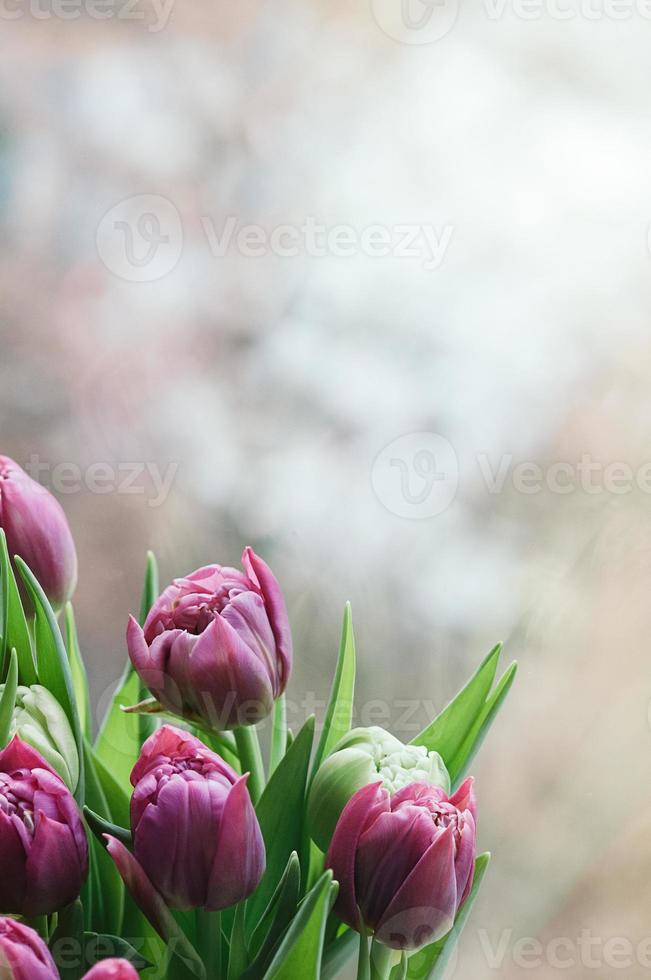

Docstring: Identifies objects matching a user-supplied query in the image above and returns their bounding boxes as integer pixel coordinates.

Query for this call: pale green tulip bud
[307,726,450,852]
[0,684,79,792]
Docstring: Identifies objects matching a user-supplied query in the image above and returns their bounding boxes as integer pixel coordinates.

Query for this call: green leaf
[0,529,36,685]
[138,550,159,625]
[49,900,84,980]
[0,649,18,747]
[227,902,249,980]
[321,930,358,980]
[405,853,491,980]
[84,805,132,847]
[311,603,356,778]
[262,871,337,980]
[243,852,301,977]
[246,717,315,934]
[82,933,152,972]
[411,645,501,761]
[269,694,287,776]
[88,746,131,830]
[94,665,142,792]
[15,557,84,805]
[448,663,518,786]
[82,740,124,936]
[64,604,92,741]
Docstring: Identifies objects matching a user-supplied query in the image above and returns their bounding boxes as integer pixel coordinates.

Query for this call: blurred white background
[2,1,651,975]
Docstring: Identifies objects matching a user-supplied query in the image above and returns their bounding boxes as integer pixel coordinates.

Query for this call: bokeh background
[2,2,651,976]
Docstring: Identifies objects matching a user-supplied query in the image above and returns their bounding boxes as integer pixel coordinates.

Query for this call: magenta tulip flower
[82,961,139,979]
[0,455,77,613]
[0,737,88,916]
[127,547,292,729]
[0,917,59,979]
[110,725,265,912]
[326,778,477,951]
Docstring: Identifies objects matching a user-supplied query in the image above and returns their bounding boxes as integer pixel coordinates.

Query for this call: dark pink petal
[24,813,87,915]
[449,777,476,822]
[207,774,265,910]
[456,815,476,906]
[0,810,27,913]
[376,826,457,950]
[241,547,292,692]
[222,591,279,691]
[356,807,436,930]
[0,917,59,979]
[81,959,139,979]
[0,736,60,780]
[105,836,175,941]
[326,781,389,930]
[188,615,274,728]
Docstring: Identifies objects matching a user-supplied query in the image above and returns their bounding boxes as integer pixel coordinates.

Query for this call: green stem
[234,726,265,804]
[357,930,371,980]
[370,940,396,980]
[198,908,222,979]
[269,694,287,775]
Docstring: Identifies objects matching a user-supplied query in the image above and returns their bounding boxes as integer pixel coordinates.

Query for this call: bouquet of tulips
[0,455,517,980]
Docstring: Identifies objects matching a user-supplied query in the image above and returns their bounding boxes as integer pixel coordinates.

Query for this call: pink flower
[0,917,58,979]
[110,726,265,912]
[0,455,77,613]
[0,737,88,916]
[81,960,139,979]
[127,547,292,729]
[326,779,477,951]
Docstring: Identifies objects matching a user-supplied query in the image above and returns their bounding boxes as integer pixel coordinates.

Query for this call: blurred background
[2,1,651,975]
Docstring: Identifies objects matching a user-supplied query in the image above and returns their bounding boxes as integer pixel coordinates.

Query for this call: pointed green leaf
[227,902,249,980]
[0,649,18,748]
[246,717,315,933]
[82,740,124,935]
[405,853,491,980]
[15,556,84,804]
[138,551,159,625]
[410,644,502,764]
[89,745,131,830]
[262,872,337,980]
[84,805,132,847]
[0,529,36,685]
[65,603,91,740]
[95,664,142,792]
[312,603,356,777]
[269,694,287,776]
[448,663,517,787]
[244,852,301,976]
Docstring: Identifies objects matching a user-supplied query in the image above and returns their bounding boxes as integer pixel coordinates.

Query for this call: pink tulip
[0,455,77,613]
[0,737,88,916]
[0,917,58,979]
[81,960,139,979]
[127,547,292,729]
[326,779,477,951]
[111,725,264,912]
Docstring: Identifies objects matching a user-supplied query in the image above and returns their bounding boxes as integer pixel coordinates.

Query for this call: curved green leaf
[311,603,356,778]
[262,871,337,980]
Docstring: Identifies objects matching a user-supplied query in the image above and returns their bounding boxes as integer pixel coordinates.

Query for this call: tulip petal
[188,616,274,728]
[0,735,60,779]
[81,958,139,979]
[207,774,265,910]
[326,781,389,930]
[0,917,59,980]
[24,813,87,916]
[449,777,476,822]
[104,835,176,941]
[242,547,293,691]
[221,591,278,691]
[456,814,476,906]
[376,826,457,950]
[0,809,27,913]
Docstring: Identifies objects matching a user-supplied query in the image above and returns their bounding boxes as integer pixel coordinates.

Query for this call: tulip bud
[127,547,292,730]
[82,960,139,979]
[0,455,77,613]
[0,684,79,792]
[0,737,88,916]
[326,778,477,951]
[124,725,264,911]
[308,727,450,852]
[0,917,59,979]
